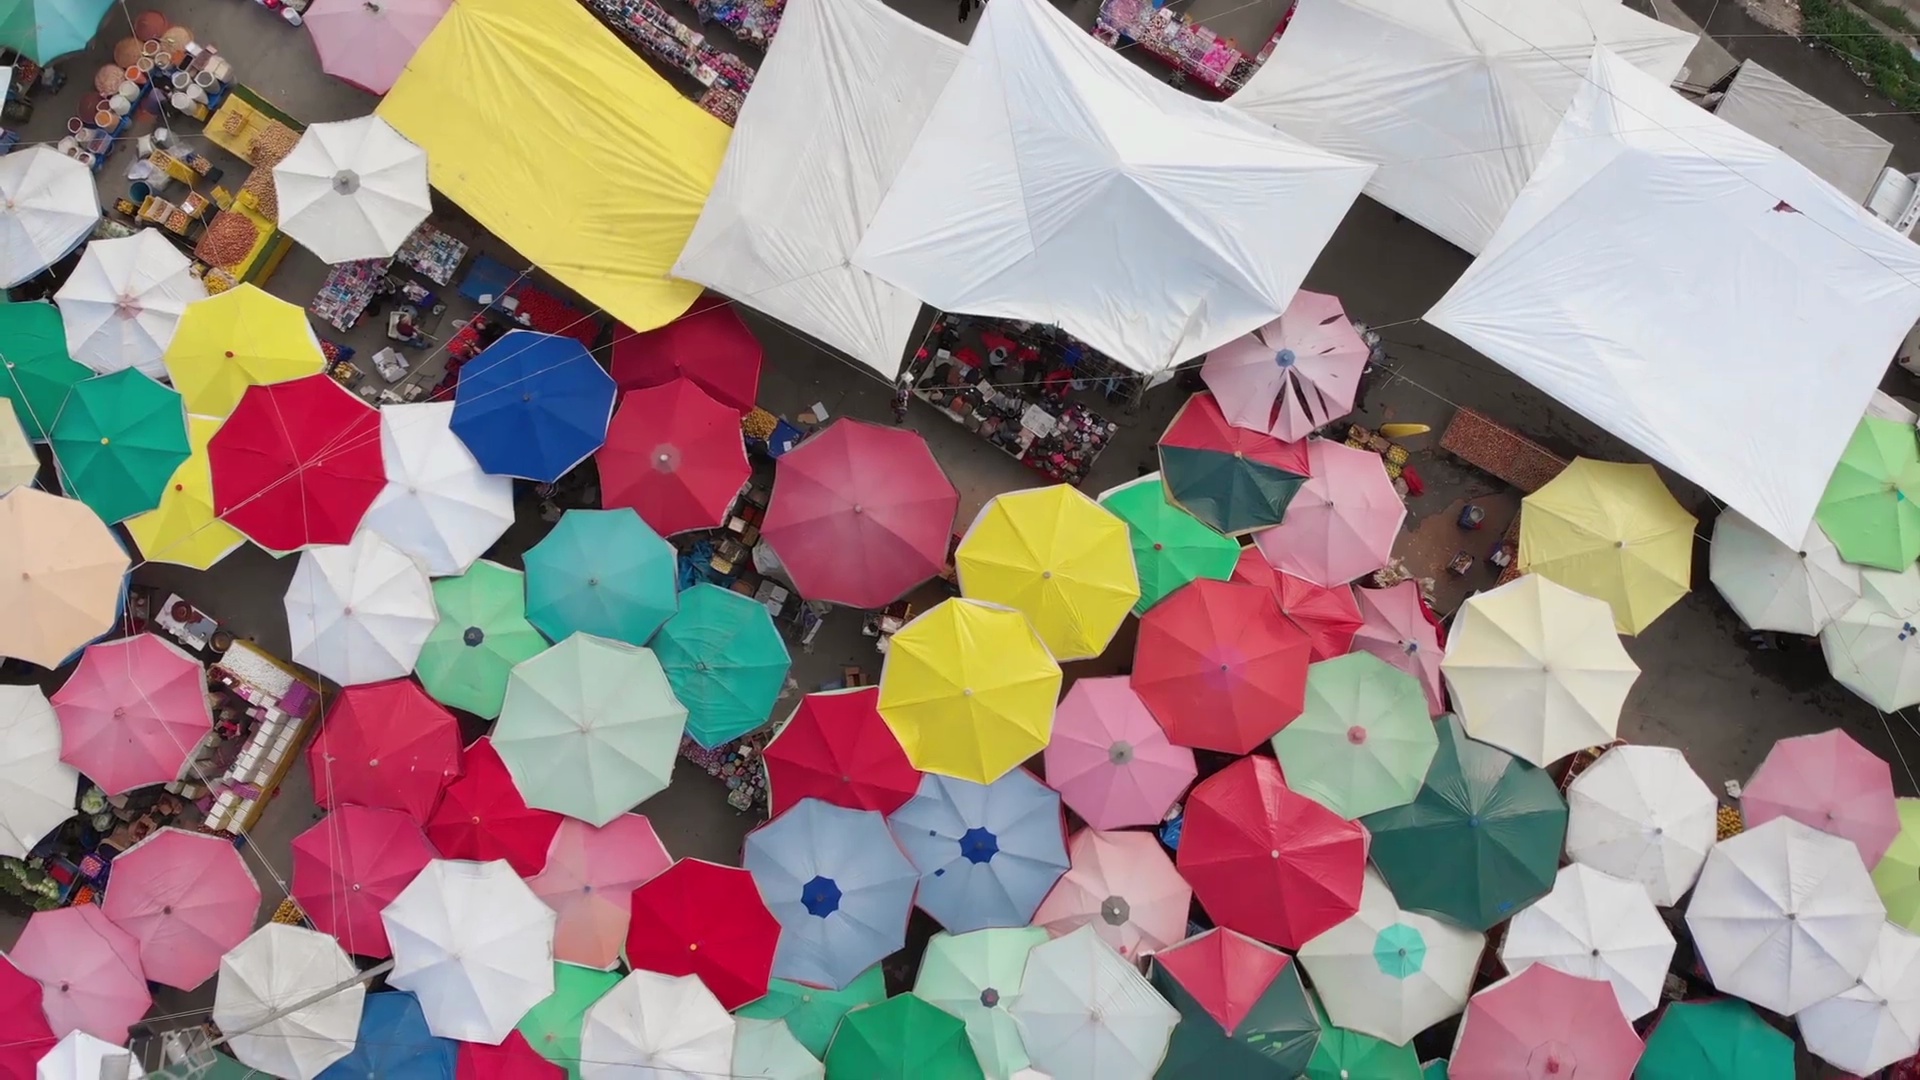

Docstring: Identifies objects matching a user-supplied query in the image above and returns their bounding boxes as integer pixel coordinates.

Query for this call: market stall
[694,0,785,48]
[1094,0,1255,93]
[584,0,757,123]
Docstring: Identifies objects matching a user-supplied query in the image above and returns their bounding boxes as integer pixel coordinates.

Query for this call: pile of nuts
[242,166,278,219]
[245,121,299,168]
[195,212,259,267]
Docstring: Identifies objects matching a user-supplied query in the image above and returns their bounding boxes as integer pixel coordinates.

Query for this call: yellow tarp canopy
[378,0,730,332]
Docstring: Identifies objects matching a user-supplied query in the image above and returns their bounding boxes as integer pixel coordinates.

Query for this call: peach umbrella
[0,488,127,668]
[526,813,672,970]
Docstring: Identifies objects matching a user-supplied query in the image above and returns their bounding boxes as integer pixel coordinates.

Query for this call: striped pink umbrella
[1251,439,1404,587]
[51,634,212,796]
[10,905,150,1045]
[1032,828,1192,962]
[526,813,671,970]
[1201,291,1368,442]
[101,828,261,991]
[1451,965,1643,1080]
[1044,677,1196,831]
[1351,581,1446,716]
[1743,728,1901,867]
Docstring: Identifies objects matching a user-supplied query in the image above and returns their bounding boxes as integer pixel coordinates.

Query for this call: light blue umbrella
[652,582,792,749]
[523,509,677,646]
[887,770,1070,934]
[744,798,919,990]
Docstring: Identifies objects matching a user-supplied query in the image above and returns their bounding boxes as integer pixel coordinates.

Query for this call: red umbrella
[1452,964,1644,1080]
[290,804,437,958]
[425,737,563,877]
[1177,756,1367,949]
[458,1030,563,1080]
[610,303,762,416]
[761,419,959,608]
[0,955,55,1080]
[1132,579,1312,754]
[307,678,464,824]
[597,380,750,536]
[208,374,385,551]
[1231,548,1362,662]
[1153,927,1298,1035]
[625,858,780,1010]
[764,688,921,816]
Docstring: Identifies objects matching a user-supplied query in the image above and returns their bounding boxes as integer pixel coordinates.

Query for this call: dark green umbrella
[0,301,88,441]
[824,995,985,1080]
[1637,999,1793,1080]
[1360,715,1566,931]
[1157,392,1308,537]
[1098,473,1239,614]
[49,369,190,523]
[1149,928,1320,1079]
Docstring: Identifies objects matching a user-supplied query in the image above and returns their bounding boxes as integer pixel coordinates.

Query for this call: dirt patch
[1737,0,1802,33]
[1396,493,1520,614]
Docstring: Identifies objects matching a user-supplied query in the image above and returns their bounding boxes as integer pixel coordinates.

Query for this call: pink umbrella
[1230,547,1362,662]
[526,813,671,970]
[290,804,437,959]
[101,828,260,991]
[10,905,150,1045]
[1201,291,1368,441]
[1031,828,1192,962]
[1451,965,1644,1080]
[1743,728,1901,867]
[1351,581,1446,715]
[51,634,212,795]
[1251,440,1405,587]
[302,0,452,95]
[1044,677,1197,831]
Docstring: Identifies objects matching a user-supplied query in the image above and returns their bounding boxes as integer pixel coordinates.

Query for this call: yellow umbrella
[1520,458,1696,635]
[124,415,247,570]
[162,285,326,417]
[956,485,1139,661]
[0,488,128,667]
[877,598,1062,784]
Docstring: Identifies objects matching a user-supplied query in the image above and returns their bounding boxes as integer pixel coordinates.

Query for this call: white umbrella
[1499,863,1674,1021]
[213,923,365,1080]
[381,858,557,1044]
[0,147,98,288]
[1823,564,1920,711]
[0,411,34,494]
[1440,574,1641,766]
[35,1031,145,1079]
[1564,745,1717,907]
[274,115,431,263]
[1709,509,1861,635]
[1010,926,1179,1080]
[1686,816,1886,1015]
[53,232,207,376]
[285,528,438,686]
[361,402,514,577]
[580,969,735,1080]
[732,1017,824,1080]
[0,684,80,860]
[1800,921,1920,1075]
[1296,866,1484,1046]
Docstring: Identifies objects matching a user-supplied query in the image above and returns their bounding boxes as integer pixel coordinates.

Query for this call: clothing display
[393,223,469,286]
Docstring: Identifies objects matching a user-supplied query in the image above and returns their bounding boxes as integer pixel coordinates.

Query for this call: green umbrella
[1150,933,1319,1079]
[1360,715,1566,931]
[737,966,888,1058]
[735,1017,824,1080]
[523,508,678,646]
[1099,474,1239,614]
[49,368,190,523]
[417,560,551,719]
[912,928,1048,1078]
[1636,999,1792,1080]
[824,995,985,1080]
[1305,1005,1421,1080]
[516,962,619,1080]
[0,301,86,442]
[1421,1062,1447,1080]
[1272,652,1438,819]
[652,582,792,749]
[1815,416,1920,570]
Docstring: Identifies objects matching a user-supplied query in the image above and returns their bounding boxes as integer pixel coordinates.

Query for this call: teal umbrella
[0,301,86,441]
[1272,652,1438,820]
[652,582,791,748]
[1098,474,1239,614]
[1157,391,1309,536]
[1150,928,1319,1079]
[1637,999,1792,1080]
[0,0,113,62]
[49,368,189,523]
[523,508,677,646]
[735,966,887,1058]
[1421,1062,1447,1080]
[416,561,550,718]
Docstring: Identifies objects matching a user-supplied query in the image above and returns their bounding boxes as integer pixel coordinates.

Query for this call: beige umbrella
[0,411,37,494]
[0,488,126,667]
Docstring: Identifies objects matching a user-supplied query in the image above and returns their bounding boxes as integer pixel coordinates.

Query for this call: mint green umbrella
[912,928,1048,1078]
[0,301,86,441]
[652,582,791,749]
[1816,416,1920,570]
[1305,1005,1421,1080]
[825,995,985,1080]
[1272,652,1438,819]
[734,1017,824,1080]
[737,966,887,1058]
[417,561,550,719]
[517,963,619,1080]
[1637,999,1792,1080]
[49,368,189,523]
[1098,473,1239,614]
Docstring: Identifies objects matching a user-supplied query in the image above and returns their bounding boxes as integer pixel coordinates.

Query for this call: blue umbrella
[887,770,1071,934]
[523,509,677,645]
[744,798,919,990]
[317,992,457,1080]
[653,582,792,749]
[450,330,616,482]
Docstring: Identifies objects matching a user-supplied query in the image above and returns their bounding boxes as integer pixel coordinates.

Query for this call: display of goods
[1716,805,1743,841]
[113,38,143,68]
[93,65,123,94]
[196,212,259,267]
[246,122,300,168]
[134,11,170,41]
[242,166,279,219]
[741,408,776,441]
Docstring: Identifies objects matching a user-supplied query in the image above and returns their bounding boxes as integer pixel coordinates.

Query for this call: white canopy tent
[672,0,961,377]
[1426,47,1920,547]
[851,0,1373,377]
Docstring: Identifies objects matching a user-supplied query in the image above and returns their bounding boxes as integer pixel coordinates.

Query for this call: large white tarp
[851,0,1374,377]
[1230,0,1697,255]
[673,0,961,376]
[1426,48,1920,547]
[1712,60,1892,204]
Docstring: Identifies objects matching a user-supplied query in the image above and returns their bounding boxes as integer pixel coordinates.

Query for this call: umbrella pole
[150,960,393,1075]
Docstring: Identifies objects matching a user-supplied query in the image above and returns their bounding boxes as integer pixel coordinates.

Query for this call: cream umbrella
[284,529,438,686]
[0,411,35,494]
[382,858,557,1044]
[1518,458,1696,635]
[361,402,514,577]
[0,147,98,288]
[579,969,735,1080]
[1010,926,1179,1080]
[1564,745,1717,906]
[1297,867,1484,1046]
[213,924,366,1080]
[0,487,126,668]
[53,232,207,377]
[1499,863,1675,1021]
[1799,921,1920,1075]
[1708,509,1860,636]
[274,116,431,263]
[0,685,78,860]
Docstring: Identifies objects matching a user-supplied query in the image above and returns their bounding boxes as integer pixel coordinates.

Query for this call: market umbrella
[285,530,438,686]
[1150,928,1319,1079]
[653,582,791,748]
[100,827,260,991]
[51,633,211,796]
[1361,715,1567,932]
[275,115,432,263]
[887,770,1069,934]
[10,903,149,1045]
[525,813,671,970]
[383,858,557,1044]
[49,368,190,523]
[0,148,96,286]
[303,0,451,94]
[1498,863,1674,1022]
[1272,652,1437,820]
[760,418,959,608]
[733,1018,824,1080]
[214,923,366,1080]
[0,685,78,859]
[1096,473,1238,614]
[513,964,617,1080]
[827,995,983,1080]
[1306,1014,1420,1080]
[1709,509,1861,635]
[0,487,127,668]
[54,231,206,377]
[321,991,459,1080]
[460,1031,562,1080]
[449,330,616,484]
[597,379,749,536]
[0,0,114,62]
[955,485,1139,661]
[1879,797,1920,930]
[34,1032,144,1080]
[416,561,549,720]
[1297,867,1484,1047]
[1230,548,1362,661]
[1178,755,1368,950]
[1250,439,1406,588]
[1347,582,1455,709]
[0,301,87,441]
[1742,727,1901,867]
[1822,563,1920,710]
[1636,999,1792,1080]
[1041,676,1195,832]
[494,634,686,826]
[1564,744,1718,907]
[876,598,1061,785]
[308,677,463,823]
[765,687,921,817]
[1449,966,1642,1080]
[289,804,438,959]
[579,970,735,1079]
[609,303,762,416]
[1201,290,1368,442]
[1519,458,1697,634]
[1686,817,1886,1014]
[1013,925,1179,1080]
[362,401,515,577]
[1031,828,1191,962]
[1157,391,1309,536]
[1799,921,1920,1075]
[625,858,780,1011]
[912,927,1048,1078]
[737,967,887,1060]
[163,285,326,418]
[522,508,677,646]
[209,374,385,551]
[0,410,33,493]
[744,798,918,990]
[0,954,54,1080]
[1131,578,1312,755]
[1818,415,1920,571]
[424,738,561,877]
[122,415,246,570]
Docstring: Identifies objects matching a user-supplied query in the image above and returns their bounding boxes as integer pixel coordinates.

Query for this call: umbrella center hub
[1346,725,1368,745]
[801,875,842,918]
[1041,570,1052,579]
[1528,1042,1576,1077]
[979,987,1000,1008]
[1100,895,1130,926]
[112,706,126,718]
[1374,923,1428,979]
[959,827,999,865]
[1108,740,1134,765]
[162,905,172,915]
[652,445,681,471]
[695,661,710,672]
[1274,348,1297,368]
[1152,542,1164,551]
[331,169,361,196]
[114,295,139,319]
[463,626,485,647]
